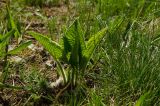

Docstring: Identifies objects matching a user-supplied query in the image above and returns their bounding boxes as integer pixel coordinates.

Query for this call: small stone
[28,44,36,51]
[45,60,53,67]
[50,77,63,88]
[10,56,25,63]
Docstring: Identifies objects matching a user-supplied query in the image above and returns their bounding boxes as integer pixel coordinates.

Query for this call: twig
[55,82,71,102]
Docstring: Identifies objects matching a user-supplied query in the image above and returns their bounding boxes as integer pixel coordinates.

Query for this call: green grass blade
[0,29,15,50]
[135,92,150,106]
[6,6,20,38]
[0,29,15,43]
[151,34,160,44]
[0,82,24,90]
[8,41,32,55]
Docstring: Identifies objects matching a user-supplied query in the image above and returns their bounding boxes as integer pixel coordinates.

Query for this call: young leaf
[63,19,86,54]
[0,29,15,58]
[135,92,150,106]
[28,31,63,60]
[69,20,80,67]
[69,36,79,68]
[8,41,32,55]
[0,29,15,50]
[69,23,80,85]
[82,28,107,70]
[62,19,86,65]
[6,6,20,39]
[0,29,15,43]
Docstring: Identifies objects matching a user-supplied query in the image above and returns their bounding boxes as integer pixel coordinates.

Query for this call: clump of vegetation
[0,6,32,83]
[28,19,107,102]
[1,0,160,105]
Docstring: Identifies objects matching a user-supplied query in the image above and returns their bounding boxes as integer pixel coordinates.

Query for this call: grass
[102,31,160,105]
[0,0,160,105]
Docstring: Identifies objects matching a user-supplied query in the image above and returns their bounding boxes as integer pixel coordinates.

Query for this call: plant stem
[2,44,9,83]
[0,82,24,90]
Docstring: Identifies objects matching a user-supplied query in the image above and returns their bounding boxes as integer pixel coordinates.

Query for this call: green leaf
[0,29,15,43]
[0,51,6,58]
[0,29,15,58]
[0,34,2,40]
[6,6,20,39]
[69,35,79,68]
[82,28,107,70]
[63,19,86,58]
[69,20,80,67]
[28,31,63,60]
[135,92,150,106]
[61,19,86,68]
[8,41,32,55]
[28,31,68,84]
[0,29,15,50]
[69,21,80,85]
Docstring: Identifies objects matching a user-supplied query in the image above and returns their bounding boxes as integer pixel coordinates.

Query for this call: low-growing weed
[28,19,107,101]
